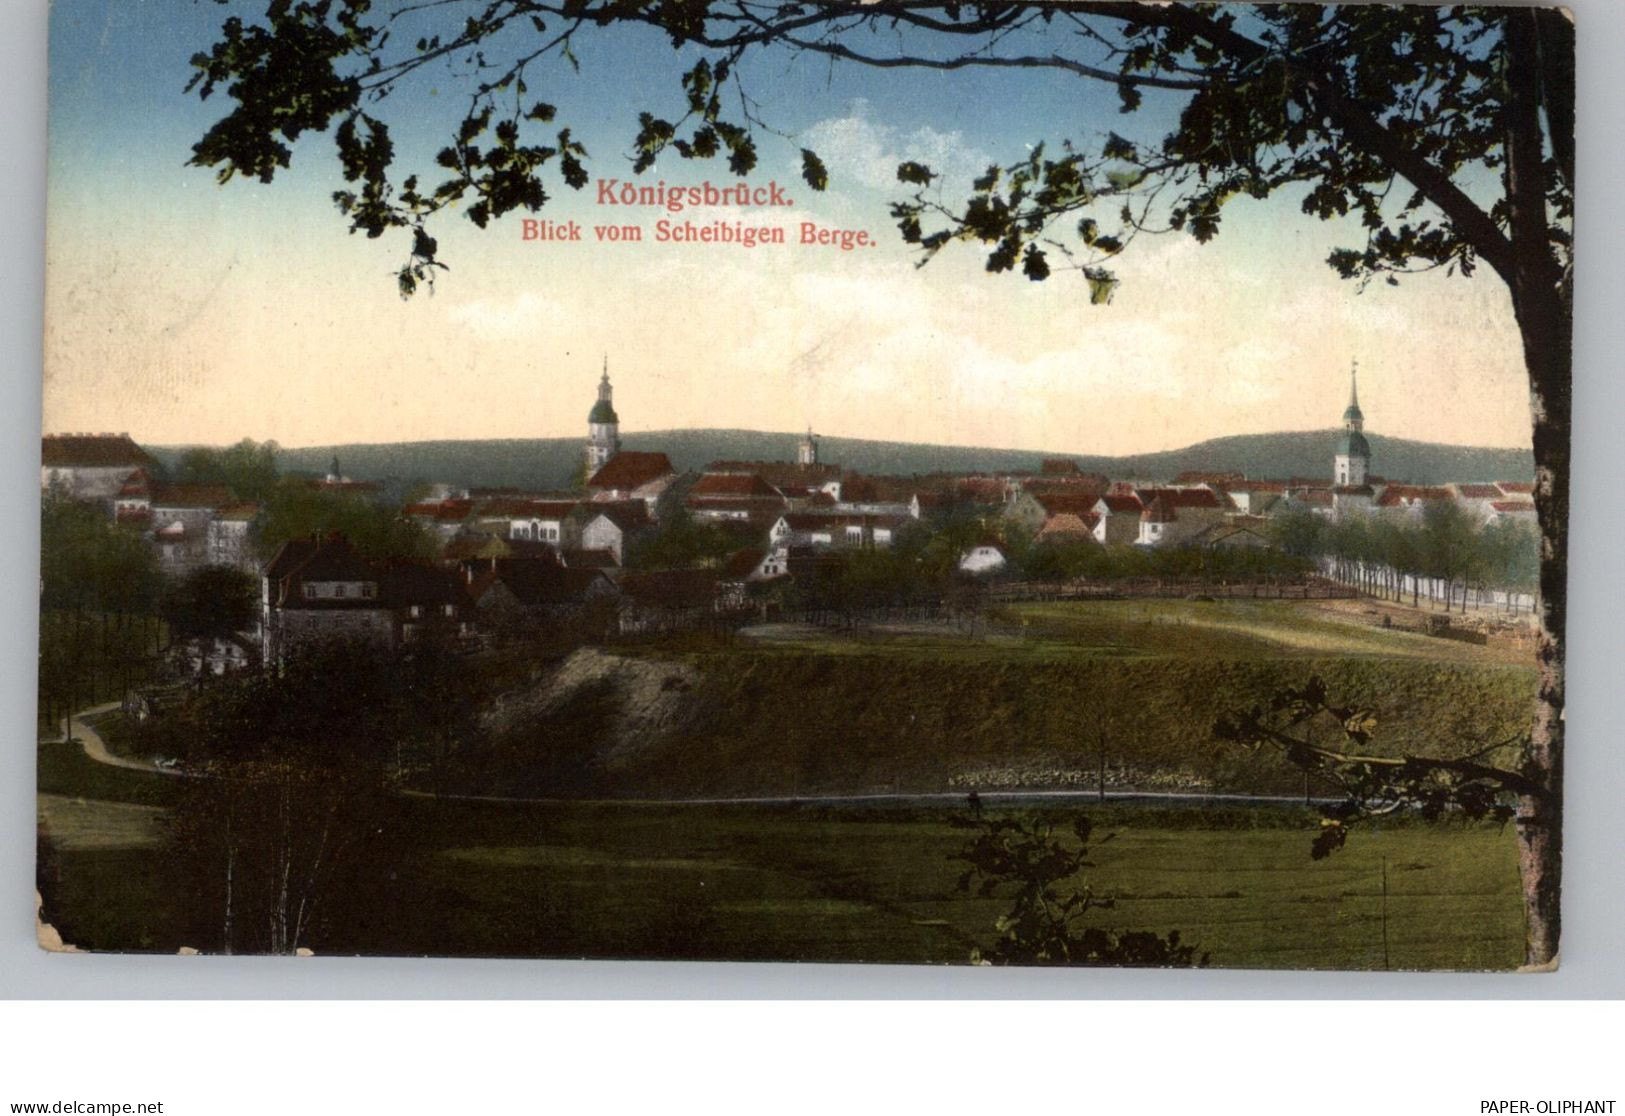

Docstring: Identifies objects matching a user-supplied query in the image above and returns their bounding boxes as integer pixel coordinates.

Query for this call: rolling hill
[150,428,1533,492]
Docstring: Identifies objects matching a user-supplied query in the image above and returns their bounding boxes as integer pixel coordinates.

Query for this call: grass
[36,791,1525,970]
[731,599,1526,666]
[33,599,1535,969]
[36,738,178,808]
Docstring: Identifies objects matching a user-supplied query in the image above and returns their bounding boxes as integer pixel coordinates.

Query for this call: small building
[577,500,654,563]
[685,472,788,522]
[502,499,584,549]
[1035,511,1100,545]
[261,536,392,662]
[467,558,620,631]
[207,502,260,572]
[1133,487,1226,547]
[150,484,234,574]
[1090,493,1144,546]
[41,433,157,503]
[260,534,475,662]
[708,459,843,501]
[402,498,476,545]
[587,451,677,512]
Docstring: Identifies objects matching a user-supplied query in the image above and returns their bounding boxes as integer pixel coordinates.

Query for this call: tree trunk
[1504,8,1569,969]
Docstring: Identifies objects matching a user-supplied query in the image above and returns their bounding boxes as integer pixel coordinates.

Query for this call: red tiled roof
[1136,487,1222,510]
[1496,481,1535,495]
[1142,494,1179,524]
[1033,491,1104,517]
[42,434,155,468]
[117,469,152,498]
[214,502,260,522]
[689,472,785,499]
[955,478,1007,504]
[1490,500,1536,513]
[588,451,674,490]
[1037,512,1099,539]
[403,499,475,521]
[476,498,580,519]
[1457,484,1503,500]
[1098,494,1144,514]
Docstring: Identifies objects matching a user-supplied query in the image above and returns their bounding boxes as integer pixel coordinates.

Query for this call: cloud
[801,98,993,194]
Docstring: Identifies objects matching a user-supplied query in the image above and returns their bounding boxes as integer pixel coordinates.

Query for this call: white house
[958,540,1007,575]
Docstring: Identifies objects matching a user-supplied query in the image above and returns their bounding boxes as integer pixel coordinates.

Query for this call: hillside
[462,638,1536,801]
[150,428,1533,491]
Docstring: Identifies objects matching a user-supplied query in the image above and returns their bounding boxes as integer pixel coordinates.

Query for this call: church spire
[1342,359,1364,431]
[1334,358,1371,489]
[586,356,622,473]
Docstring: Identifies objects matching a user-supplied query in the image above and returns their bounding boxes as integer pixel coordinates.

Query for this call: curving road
[54,702,186,777]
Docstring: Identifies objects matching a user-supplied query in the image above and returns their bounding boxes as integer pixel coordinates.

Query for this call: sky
[42,0,1535,455]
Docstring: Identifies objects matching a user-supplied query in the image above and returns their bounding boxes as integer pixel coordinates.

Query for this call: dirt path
[57,702,183,777]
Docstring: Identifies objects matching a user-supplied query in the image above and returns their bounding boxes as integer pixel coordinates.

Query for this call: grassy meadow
[38,744,1523,968]
[35,598,1536,968]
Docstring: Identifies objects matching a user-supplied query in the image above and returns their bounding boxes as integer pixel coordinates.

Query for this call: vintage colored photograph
[38,1,1571,970]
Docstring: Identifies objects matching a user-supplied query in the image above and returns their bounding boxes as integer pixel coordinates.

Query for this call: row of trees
[1271,504,1540,612]
[38,498,168,730]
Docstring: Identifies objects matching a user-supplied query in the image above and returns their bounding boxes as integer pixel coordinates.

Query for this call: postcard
[38,1,1572,969]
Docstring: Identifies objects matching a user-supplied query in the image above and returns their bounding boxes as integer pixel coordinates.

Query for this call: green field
[36,747,1523,968]
[35,598,1535,969]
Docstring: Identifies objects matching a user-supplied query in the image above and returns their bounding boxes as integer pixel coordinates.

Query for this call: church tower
[797,426,819,467]
[1334,361,1371,487]
[585,357,622,474]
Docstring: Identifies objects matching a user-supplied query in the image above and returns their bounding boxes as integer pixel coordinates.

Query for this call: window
[334,584,346,598]
[409,605,422,618]
[443,603,455,617]
[362,584,375,599]
[303,584,316,599]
